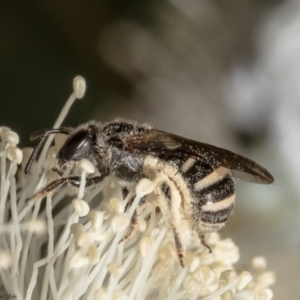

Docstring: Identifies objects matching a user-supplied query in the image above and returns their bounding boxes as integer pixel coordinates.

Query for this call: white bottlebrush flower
[0,77,275,300]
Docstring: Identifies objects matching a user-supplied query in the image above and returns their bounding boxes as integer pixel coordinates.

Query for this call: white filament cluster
[0,77,275,300]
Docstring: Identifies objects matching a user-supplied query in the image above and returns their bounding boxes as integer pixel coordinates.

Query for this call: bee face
[25,119,274,267]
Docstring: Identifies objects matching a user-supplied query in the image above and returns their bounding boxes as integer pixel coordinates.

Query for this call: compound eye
[59,130,92,162]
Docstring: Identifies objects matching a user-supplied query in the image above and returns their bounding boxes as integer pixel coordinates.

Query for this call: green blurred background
[1,1,299,298]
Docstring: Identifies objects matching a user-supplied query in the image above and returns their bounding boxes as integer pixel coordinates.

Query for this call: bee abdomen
[201,197,235,223]
[197,174,235,203]
[183,164,236,231]
[198,173,235,222]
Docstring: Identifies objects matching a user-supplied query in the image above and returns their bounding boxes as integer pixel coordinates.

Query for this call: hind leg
[153,175,185,267]
[199,234,212,253]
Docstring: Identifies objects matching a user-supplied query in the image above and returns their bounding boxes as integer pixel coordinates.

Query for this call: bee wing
[125,129,274,184]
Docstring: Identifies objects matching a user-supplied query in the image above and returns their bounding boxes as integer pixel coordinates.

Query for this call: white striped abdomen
[143,154,236,235]
[180,156,235,234]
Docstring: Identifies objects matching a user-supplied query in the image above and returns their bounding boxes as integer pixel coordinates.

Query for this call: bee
[25,120,274,267]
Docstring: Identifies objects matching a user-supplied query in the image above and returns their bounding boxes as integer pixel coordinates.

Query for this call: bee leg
[145,206,160,221]
[26,175,105,204]
[119,209,138,243]
[83,175,107,187]
[122,187,129,201]
[154,178,185,267]
[119,195,147,243]
[168,224,185,267]
[124,196,133,213]
[199,234,212,253]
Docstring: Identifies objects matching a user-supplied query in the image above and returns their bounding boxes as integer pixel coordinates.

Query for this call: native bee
[25,120,274,267]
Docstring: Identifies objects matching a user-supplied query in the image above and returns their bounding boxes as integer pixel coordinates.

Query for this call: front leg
[26,175,106,203]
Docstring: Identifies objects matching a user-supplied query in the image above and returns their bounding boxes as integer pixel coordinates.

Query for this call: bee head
[24,125,99,174]
[57,129,94,167]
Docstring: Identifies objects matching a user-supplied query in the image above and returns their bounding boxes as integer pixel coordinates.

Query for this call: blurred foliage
[0,0,281,143]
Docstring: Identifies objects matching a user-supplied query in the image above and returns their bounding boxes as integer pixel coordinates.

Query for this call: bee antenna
[24,128,71,174]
